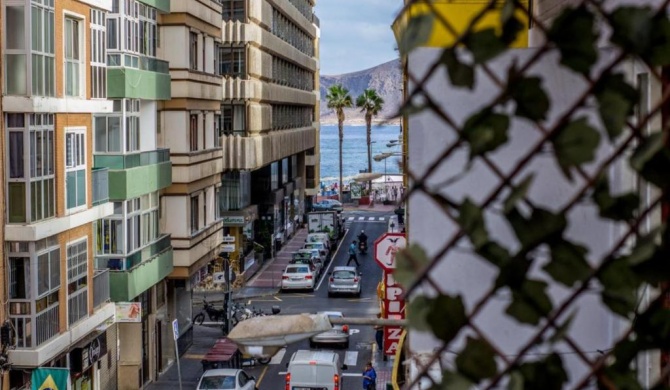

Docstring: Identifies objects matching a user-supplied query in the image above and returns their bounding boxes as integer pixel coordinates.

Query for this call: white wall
[164,196,188,238]
[161,26,188,69]
[407,47,642,386]
[140,100,157,151]
[163,111,189,153]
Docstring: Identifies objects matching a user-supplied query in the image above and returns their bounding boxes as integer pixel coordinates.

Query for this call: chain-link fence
[394,0,670,388]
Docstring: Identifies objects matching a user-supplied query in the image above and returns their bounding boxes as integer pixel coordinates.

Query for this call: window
[191,196,199,233]
[125,99,140,152]
[37,247,60,298]
[94,116,122,152]
[222,0,245,22]
[281,158,289,184]
[271,162,279,190]
[214,114,222,147]
[9,257,30,300]
[219,46,245,77]
[5,5,27,94]
[32,1,56,96]
[65,128,86,210]
[221,171,251,211]
[190,32,198,70]
[91,9,107,98]
[95,218,124,255]
[67,239,88,325]
[222,105,245,136]
[65,17,82,97]
[190,114,198,151]
[7,114,55,223]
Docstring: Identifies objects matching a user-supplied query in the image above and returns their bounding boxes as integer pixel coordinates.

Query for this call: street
[149,209,393,390]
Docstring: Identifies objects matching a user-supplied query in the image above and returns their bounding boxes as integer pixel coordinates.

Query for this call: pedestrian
[363,361,377,390]
[374,313,384,352]
[347,241,360,267]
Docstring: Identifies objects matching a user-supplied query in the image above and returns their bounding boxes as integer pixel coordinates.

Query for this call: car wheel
[355,291,361,298]
[328,292,333,298]
[257,357,271,365]
[309,341,316,349]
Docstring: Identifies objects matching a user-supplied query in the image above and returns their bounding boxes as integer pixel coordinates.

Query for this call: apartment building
[2,0,118,389]
[93,0,173,388]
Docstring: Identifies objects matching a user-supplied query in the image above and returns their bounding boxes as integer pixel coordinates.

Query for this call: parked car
[303,242,329,260]
[281,264,316,292]
[327,266,361,297]
[310,311,350,349]
[295,248,325,270]
[290,251,323,276]
[313,199,343,212]
[196,368,257,390]
[306,232,331,250]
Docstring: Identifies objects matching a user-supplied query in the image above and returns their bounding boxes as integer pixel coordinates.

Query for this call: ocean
[319,124,402,185]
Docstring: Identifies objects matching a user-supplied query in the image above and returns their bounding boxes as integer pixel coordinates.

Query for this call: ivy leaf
[551,117,601,178]
[435,371,473,390]
[407,296,433,332]
[495,256,531,290]
[633,305,670,348]
[506,208,567,252]
[544,240,591,287]
[594,73,639,141]
[517,353,568,390]
[598,256,642,317]
[612,339,643,371]
[398,101,428,117]
[462,109,510,158]
[547,6,598,75]
[441,49,475,89]
[548,312,576,344]
[464,28,506,64]
[501,13,524,46]
[630,132,670,190]
[476,241,512,267]
[600,368,644,390]
[500,0,515,24]
[609,6,653,56]
[503,175,534,213]
[507,371,524,390]
[457,198,489,250]
[509,76,550,121]
[398,13,434,55]
[506,279,553,325]
[591,175,639,221]
[455,337,498,381]
[426,294,468,344]
[650,15,670,66]
[395,244,431,289]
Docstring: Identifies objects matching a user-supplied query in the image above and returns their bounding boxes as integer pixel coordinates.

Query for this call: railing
[94,148,170,170]
[92,167,109,206]
[35,304,59,347]
[107,53,170,74]
[68,289,88,326]
[96,234,172,271]
[93,269,110,309]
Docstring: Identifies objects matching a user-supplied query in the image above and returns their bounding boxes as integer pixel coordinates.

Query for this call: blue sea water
[319,124,402,185]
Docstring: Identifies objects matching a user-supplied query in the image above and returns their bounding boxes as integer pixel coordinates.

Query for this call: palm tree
[326,84,353,202]
[356,89,385,192]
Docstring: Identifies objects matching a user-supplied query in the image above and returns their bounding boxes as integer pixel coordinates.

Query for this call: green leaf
[517,353,568,390]
[476,241,512,267]
[547,6,598,75]
[457,198,489,250]
[551,117,601,177]
[462,109,510,158]
[633,307,670,348]
[609,6,653,56]
[598,256,642,317]
[507,371,524,390]
[395,244,431,289]
[407,296,433,332]
[594,73,639,141]
[434,371,473,390]
[398,13,434,55]
[650,15,670,66]
[629,133,670,189]
[509,76,550,121]
[601,289,638,317]
[506,208,567,252]
[544,240,591,287]
[440,49,475,89]
[503,175,534,213]
[426,294,468,344]
[600,368,643,390]
[464,28,506,64]
[398,101,429,117]
[506,279,553,325]
[495,256,531,290]
[500,0,515,24]
[630,132,664,172]
[591,175,639,221]
[455,337,498,381]
[548,312,576,344]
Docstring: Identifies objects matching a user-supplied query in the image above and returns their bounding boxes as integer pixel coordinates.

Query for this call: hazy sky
[314,0,402,76]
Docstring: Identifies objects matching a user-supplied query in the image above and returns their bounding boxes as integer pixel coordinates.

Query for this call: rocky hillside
[320,59,402,125]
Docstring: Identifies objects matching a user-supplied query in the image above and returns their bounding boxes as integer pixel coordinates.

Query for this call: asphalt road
[240,210,390,390]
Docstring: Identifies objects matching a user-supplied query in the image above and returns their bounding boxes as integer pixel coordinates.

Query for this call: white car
[281,264,316,291]
[303,242,329,260]
[196,368,257,390]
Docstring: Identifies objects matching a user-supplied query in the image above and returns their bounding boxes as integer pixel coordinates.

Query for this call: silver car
[327,266,361,297]
[196,368,257,390]
[309,311,349,349]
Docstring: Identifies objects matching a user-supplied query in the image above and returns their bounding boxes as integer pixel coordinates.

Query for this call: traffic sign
[374,233,406,271]
[172,319,179,341]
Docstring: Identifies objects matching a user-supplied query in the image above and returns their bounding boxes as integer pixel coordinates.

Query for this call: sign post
[374,233,407,355]
[172,319,183,390]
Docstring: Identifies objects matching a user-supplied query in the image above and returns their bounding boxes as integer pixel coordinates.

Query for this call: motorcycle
[359,240,368,255]
[193,299,226,325]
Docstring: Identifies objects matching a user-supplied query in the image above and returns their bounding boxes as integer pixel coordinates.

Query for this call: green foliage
[462,109,510,158]
[550,117,601,179]
[455,337,498,381]
[398,13,434,55]
[548,6,598,75]
[440,49,475,89]
[508,76,550,121]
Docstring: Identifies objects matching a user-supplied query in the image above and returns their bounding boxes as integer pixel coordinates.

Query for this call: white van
[306,233,331,249]
[285,350,347,390]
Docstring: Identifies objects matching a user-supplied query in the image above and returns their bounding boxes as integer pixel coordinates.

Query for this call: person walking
[347,241,360,267]
[374,313,384,352]
[363,361,377,390]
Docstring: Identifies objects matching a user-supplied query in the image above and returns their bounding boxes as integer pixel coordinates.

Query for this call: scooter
[193,299,226,325]
[359,240,368,255]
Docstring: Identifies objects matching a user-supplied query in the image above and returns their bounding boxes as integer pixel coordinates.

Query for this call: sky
[314,0,402,76]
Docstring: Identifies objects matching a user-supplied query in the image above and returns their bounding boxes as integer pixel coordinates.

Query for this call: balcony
[93,269,110,309]
[92,167,109,206]
[107,54,171,100]
[97,234,174,302]
[94,149,172,200]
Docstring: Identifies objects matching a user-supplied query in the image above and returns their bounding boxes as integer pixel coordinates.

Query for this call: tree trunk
[338,115,344,202]
[366,113,372,192]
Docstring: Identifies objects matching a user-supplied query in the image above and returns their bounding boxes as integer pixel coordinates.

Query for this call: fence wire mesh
[395,0,670,388]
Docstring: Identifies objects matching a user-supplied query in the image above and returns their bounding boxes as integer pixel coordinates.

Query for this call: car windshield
[333,271,356,280]
[286,266,309,274]
[199,375,236,389]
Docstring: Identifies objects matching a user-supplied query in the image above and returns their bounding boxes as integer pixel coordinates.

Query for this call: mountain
[320,59,402,125]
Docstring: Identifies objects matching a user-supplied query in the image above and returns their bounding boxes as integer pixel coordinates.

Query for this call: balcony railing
[68,289,88,326]
[92,167,109,206]
[96,234,172,271]
[107,53,170,74]
[94,148,170,170]
[93,269,110,309]
[35,304,59,347]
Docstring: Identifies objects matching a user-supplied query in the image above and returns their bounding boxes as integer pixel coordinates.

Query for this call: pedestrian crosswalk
[344,216,386,230]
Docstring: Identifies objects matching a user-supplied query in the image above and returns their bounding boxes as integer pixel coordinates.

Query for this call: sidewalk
[372,341,395,389]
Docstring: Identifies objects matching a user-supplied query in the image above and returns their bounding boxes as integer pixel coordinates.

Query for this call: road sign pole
[172,319,183,390]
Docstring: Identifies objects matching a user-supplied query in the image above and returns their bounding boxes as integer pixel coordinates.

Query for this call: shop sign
[222,235,236,243]
[70,332,108,374]
[221,216,246,226]
[382,270,406,356]
[115,302,141,322]
[221,244,236,253]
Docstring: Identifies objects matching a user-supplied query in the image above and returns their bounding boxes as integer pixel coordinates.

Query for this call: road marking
[256,366,269,386]
[349,329,360,335]
[348,217,354,221]
[183,354,205,360]
[344,351,358,366]
[270,348,286,364]
[347,297,372,302]
[281,293,315,298]
[248,296,283,303]
[343,373,363,377]
[358,217,365,221]
[379,217,385,221]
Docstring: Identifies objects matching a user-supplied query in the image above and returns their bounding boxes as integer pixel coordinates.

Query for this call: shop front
[70,331,108,390]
